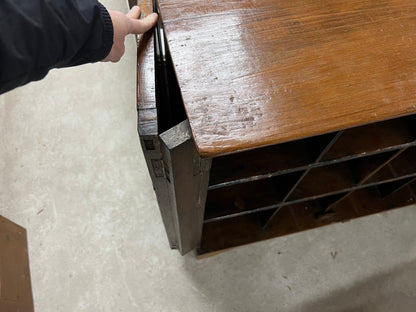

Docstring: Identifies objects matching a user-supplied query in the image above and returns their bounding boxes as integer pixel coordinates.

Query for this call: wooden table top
[138,0,416,157]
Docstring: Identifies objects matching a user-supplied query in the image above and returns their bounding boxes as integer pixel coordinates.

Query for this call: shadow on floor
[181,235,416,312]
[297,259,416,312]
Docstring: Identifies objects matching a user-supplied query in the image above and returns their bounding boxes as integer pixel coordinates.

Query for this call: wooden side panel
[139,134,179,249]
[160,121,211,255]
[0,216,34,312]
[136,1,180,249]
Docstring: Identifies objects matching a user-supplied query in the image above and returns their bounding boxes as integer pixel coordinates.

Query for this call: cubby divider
[200,174,416,255]
[366,146,416,183]
[200,115,416,255]
[320,117,416,161]
[205,171,303,221]
[208,132,336,189]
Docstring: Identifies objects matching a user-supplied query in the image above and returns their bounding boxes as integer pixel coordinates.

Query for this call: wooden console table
[136,0,416,256]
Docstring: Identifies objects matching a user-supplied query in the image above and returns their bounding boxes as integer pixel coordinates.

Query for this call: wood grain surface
[0,216,34,312]
[149,0,416,157]
[137,0,157,131]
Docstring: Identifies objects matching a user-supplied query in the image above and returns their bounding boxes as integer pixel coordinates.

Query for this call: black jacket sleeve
[0,0,114,94]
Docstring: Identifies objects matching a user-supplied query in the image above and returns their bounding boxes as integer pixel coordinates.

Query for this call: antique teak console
[136,0,416,257]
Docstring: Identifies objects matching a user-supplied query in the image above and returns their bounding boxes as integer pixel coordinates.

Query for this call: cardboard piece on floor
[0,216,34,312]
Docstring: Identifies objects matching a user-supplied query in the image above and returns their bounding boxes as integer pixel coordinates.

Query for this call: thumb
[128,12,158,34]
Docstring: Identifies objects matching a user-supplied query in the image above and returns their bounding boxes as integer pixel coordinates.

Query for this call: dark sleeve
[0,0,114,94]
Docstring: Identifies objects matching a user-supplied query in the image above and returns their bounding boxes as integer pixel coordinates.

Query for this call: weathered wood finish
[205,117,416,216]
[137,0,416,256]
[200,115,416,254]
[158,0,416,157]
[0,216,34,312]
[137,2,180,248]
[200,178,416,255]
[160,121,211,255]
[137,1,211,254]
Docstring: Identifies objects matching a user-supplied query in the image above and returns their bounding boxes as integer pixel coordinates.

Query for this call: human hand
[103,6,158,62]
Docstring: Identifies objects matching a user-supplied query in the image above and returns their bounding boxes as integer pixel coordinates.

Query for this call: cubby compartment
[381,178,416,206]
[286,150,399,201]
[200,206,298,254]
[330,178,416,218]
[208,133,335,188]
[200,176,416,255]
[286,162,358,201]
[208,116,416,191]
[204,171,303,221]
[320,117,416,161]
[366,146,416,183]
[376,177,416,199]
[348,150,399,183]
[199,115,416,255]
[287,196,359,231]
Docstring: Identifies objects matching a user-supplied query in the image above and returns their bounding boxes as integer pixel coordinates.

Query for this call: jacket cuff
[97,2,114,60]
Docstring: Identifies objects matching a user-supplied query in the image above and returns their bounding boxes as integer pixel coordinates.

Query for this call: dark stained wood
[349,151,400,183]
[331,180,416,218]
[287,162,357,200]
[209,133,333,187]
[199,178,416,255]
[137,3,179,248]
[205,171,302,220]
[289,197,359,231]
[209,119,416,189]
[138,1,416,257]
[319,150,403,212]
[199,206,298,254]
[263,131,348,228]
[204,166,416,225]
[160,121,211,255]
[138,1,196,252]
[204,136,416,226]
[158,0,416,157]
[382,178,416,203]
[376,177,415,198]
[320,118,416,160]
[0,216,34,312]
[289,150,403,201]
[137,0,158,134]
[139,133,179,249]
[367,146,416,183]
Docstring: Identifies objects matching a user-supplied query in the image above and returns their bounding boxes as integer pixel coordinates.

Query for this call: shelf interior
[199,115,416,255]
[200,176,416,254]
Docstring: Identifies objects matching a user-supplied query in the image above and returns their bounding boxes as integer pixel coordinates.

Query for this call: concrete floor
[1,1,416,311]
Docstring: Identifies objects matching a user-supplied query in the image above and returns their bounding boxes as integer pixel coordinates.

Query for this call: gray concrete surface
[1,1,416,311]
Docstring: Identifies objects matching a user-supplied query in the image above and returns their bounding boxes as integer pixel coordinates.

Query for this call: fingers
[129,13,158,34]
[127,5,141,19]
[127,7,158,35]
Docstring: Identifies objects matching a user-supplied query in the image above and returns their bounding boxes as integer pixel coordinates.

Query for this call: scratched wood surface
[148,0,416,157]
[137,1,157,134]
